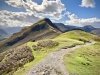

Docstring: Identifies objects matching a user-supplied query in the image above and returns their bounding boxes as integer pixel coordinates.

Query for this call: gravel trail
[25,41,95,75]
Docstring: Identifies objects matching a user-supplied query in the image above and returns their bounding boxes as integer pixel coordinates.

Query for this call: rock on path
[25,41,95,75]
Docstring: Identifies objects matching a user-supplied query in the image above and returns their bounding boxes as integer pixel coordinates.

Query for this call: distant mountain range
[0,28,8,36]
[0,28,9,41]
[0,19,100,39]
[0,18,100,52]
[4,27,23,34]
[1,21,100,37]
[54,23,68,32]
[91,28,100,36]
[54,23,100,36]
[0,27,23,41]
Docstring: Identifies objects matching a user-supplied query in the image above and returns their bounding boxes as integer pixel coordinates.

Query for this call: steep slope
[0,18,61,53]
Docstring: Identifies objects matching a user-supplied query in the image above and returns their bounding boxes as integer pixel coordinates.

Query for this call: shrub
[32,40,59,51]
[0,46,34,75]
[92,36,100,42]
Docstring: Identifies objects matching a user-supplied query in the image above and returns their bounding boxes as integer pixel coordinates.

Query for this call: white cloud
[68,14,78,20]
[66,13,100,27]
[0,0,66,27]
[5,0,66,20]
[0,10,41,27]
[80,0,96,8]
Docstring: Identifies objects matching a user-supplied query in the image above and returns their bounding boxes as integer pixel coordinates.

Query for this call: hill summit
[0,18,61,53]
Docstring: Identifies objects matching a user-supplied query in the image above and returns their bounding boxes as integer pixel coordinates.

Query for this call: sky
[0,0,100,28]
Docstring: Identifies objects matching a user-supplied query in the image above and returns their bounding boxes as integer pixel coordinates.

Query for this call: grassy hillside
[64,30,100,75]
[64,43,100,75]
[76,30,100,41]
[13,30,91,75]
[0,18,61,53]
[1,29,99,75]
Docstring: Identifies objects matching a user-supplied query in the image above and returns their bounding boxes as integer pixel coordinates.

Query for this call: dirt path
[25,41,95,75]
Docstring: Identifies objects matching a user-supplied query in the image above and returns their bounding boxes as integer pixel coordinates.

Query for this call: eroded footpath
[25,41,95,75]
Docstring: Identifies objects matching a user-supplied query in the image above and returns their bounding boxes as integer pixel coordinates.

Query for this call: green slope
[64,30,100,75]
[64,42,100,75]
[1,30,100,75]
[14,30,91,75]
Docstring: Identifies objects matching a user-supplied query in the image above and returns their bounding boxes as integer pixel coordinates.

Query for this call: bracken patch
[0,46,34,75]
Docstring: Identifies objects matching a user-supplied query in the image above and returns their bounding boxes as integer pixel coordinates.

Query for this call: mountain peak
[37,18,61,32]
[43,18,51,21]
[37,18,51,23]
[83,25,95,32]
[0,18,61,53]
[84,25,94,28]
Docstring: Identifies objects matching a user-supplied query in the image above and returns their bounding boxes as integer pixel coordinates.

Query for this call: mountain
[4,27,23,34]
[65,25,96,32]
[54,23,82,32]
[0,28,10,41]
[82,25,100,36]
[0,18,61,53]
[54,23,100,36]
[0,18,100,75]
[65,25,78,30]
[0,28,8,36]
[54,23,68,32]
[54,23,83,32]
[54,23,80,32]
[91,28,100,36]
[82,25,96,32]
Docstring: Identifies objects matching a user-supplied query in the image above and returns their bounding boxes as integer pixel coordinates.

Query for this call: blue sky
[0,0,100,28]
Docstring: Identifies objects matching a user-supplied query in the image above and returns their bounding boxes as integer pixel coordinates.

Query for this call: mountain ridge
[54,23,100,36]
[0,18,100,53]
[0,18,61,53]
[0,18,100,75]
